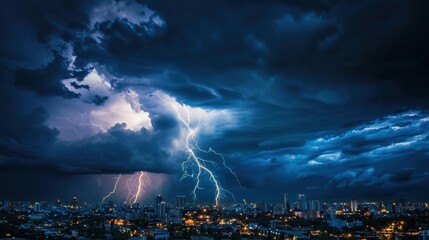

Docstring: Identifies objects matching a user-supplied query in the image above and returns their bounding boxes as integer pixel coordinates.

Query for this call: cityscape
[1,194,429,239]
[1,0,429,239]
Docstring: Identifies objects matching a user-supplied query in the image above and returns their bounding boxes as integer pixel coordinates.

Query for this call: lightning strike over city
[102,174,122,202]
[129,171,148,204]
[97,171,149,204]
[2,0,429,239]
[125,176,134,203]
[158,94,239,205]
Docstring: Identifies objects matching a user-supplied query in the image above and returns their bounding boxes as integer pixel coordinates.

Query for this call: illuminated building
[350,200,358,212]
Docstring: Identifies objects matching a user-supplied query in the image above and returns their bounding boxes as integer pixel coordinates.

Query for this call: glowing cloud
[157,93,239,205]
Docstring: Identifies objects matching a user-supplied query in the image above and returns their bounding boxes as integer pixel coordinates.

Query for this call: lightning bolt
[102,174,122,202]
[126,176,134,203]
[157,94,239,205]
[130,171,146,204]
[57,112,107,135]
[196,145,241,187]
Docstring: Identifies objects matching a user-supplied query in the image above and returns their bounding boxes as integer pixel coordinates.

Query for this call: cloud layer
[0,0,428,202]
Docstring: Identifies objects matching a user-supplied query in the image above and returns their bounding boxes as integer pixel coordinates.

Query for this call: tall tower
[156,201,166,218]
[298,194,307,210]
[309,200,320,211]
[283,193,288,207]
[283,193,290,211]
[176,195,186,208]
[156,195,163,205]
[350,200,358,212]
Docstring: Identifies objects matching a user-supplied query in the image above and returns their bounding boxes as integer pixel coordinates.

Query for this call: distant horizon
[1,190,428,206]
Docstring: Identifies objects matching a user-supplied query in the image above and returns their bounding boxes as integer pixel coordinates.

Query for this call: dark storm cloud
[70,81,90,90]
[54,122,177,173]
[0,105,181,174]
[0,0,99,69]
[14,53,81,98]
[1,0,429,201]
[0,107,59,170]
[89,94,109,105]
[0,67,182,174]
[71,0,429,107]
[230,111,429,200]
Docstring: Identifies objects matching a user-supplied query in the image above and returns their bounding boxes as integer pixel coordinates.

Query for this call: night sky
[0,0,428,204]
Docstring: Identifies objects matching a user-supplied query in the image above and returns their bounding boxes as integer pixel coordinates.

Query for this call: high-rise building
[309,200,321,211]
[34,202,41,212]
[156,194,166,219]
[108,200,114,209]
[156,201,166,218]
[156,195,163,205]
[351,200,358,212]
[176,195,186,208]
[71,197,78,208]
[258,201,269,212]
[298,194,307,210]
[273,203,285,215]
[283,193,289,210]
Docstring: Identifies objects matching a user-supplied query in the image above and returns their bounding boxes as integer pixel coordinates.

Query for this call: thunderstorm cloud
[0,0,428,202]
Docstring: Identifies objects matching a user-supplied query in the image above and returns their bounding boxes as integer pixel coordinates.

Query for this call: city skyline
[2,194,429,239]
[1,0,429,205]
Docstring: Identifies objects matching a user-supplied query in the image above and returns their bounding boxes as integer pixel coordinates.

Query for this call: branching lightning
[56,111,107,138]
[129,171,147,204]
[158,94,240,205]
[102,174,121,202]
[99,171,148,204]
[126,176,134,203]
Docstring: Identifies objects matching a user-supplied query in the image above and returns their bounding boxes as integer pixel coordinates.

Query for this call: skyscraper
[258,201,269,212]
[351,200,358,212]
[156,194,165,219]
[283,193,288,208]
[176,195,186,208]
[156,201,166,218]
[309,200,321,211]
[156,194,163,205]
[298,194,307,210]
[283,193,291,211]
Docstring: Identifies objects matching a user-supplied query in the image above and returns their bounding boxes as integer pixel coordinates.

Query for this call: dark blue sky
[0,0,428,204]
